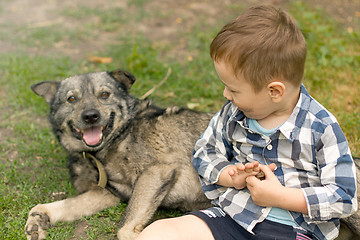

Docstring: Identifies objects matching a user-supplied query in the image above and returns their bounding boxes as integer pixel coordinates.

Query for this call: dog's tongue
[82,126,102,146]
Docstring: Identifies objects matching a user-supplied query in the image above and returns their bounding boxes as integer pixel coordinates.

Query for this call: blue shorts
[188,207,314,240]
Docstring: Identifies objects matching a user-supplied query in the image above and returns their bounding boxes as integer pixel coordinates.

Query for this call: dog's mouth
[74,126,105,147]
[69,112,115,147]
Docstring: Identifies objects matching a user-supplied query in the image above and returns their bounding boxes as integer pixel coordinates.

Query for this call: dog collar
[82,152,108,188]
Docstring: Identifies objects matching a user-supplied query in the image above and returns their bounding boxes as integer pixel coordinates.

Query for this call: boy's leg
[136,215,214,240]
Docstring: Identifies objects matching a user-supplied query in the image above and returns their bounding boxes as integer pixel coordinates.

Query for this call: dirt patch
[301,0,360,32]
[0,0,357,183]
[71,221,91,240]
[1,0,357,61]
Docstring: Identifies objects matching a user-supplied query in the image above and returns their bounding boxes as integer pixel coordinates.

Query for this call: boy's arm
[301,123,357,220]
[247,123,357,219]
[192,101,235,193]
[216,165,240,187]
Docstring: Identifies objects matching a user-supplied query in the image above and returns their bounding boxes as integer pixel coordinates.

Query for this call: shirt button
[261,209,266,213]
[267,144,273,150]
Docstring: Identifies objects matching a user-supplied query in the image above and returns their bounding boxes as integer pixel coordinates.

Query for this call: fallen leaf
[88,56,112,64]
[187,102,200,109]
[164,92,176,98]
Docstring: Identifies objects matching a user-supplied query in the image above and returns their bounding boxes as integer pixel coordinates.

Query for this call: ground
[0,0,358,159]
[0,0,359,239]
[0,0,358,147]
[0,0,358,59]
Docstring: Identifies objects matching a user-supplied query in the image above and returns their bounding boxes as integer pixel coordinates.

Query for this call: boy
[137,5,357,240]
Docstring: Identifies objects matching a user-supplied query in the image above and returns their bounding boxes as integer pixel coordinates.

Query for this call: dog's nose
[82,109,101,124]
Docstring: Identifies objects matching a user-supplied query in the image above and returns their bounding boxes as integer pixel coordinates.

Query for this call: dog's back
[27,69,214,240]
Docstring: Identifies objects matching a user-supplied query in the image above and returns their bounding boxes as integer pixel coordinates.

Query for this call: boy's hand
[228,161,260,189]
[246,163,283,207]
[246,163,308,214]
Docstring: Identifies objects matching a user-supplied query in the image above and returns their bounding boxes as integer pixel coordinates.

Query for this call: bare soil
[0,0,358,158]
[0,0,358,59]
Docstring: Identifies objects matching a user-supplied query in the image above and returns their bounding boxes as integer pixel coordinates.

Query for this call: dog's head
[32,69,137,152]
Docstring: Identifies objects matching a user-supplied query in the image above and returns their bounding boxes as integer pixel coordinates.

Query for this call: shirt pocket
[233,142,266,164]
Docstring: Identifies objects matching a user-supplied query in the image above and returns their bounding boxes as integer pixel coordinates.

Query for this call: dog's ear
[108,69,136,92]
[31,81,59,104]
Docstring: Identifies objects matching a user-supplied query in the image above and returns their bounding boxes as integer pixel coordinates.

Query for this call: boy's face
[214,61,276,121]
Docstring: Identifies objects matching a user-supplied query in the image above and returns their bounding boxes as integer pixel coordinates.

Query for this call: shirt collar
[230,84,311,143]
[278,84,311,142]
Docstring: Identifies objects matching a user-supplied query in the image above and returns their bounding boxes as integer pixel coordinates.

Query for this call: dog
[25,69,213,240]
[25,69,360,239]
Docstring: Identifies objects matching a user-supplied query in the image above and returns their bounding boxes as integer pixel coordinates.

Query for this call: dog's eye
[67,96,77,103]
[100,91,110,99]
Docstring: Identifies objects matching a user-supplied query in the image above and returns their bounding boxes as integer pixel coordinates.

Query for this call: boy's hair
[210,5,306,92]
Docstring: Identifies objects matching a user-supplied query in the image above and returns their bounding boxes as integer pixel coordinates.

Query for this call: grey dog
[25,69,359,239]
[25,69,213,240]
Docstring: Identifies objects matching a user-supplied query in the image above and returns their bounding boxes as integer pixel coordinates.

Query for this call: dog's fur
[25,69,213,240]
[25,69,359,239]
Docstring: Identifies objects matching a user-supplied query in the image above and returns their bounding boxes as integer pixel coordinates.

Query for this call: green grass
[290,1,360,155]
[0,1,359,239]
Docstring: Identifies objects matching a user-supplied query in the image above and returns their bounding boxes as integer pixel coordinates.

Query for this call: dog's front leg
[117,164,177,240]
[25,187,119,240]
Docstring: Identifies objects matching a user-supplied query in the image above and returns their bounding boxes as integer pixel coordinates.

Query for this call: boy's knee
[136,219,178,240]
[137,215,213,240]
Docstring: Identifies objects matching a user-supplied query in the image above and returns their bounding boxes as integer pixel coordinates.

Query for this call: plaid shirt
[192,85,357,240]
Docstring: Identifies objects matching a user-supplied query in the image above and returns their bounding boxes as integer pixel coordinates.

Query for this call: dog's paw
[165,106,180,115]
[25,211,50,240]
[117,226,140,240]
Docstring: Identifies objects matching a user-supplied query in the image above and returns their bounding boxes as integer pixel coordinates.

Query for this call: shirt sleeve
[302,122,358,222]
[191,101,234,198]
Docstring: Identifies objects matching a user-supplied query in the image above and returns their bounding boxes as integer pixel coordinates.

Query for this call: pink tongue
[82,127,102,146]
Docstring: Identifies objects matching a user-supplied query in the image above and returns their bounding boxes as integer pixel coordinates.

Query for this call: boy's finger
[244,161,260,173]
[245,175,259,186]
[259,164,276,177]
[245,166,253,173]
[236,163,245,171]
[228,169,235,176]
[268,163,277,172]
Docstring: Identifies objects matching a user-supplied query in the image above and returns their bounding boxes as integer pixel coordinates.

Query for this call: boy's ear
[267,81,285,103]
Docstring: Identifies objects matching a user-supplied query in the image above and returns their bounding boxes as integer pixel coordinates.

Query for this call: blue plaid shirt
[192,85,357,240]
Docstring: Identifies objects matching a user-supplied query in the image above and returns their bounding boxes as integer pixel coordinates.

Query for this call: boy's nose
[223,88,232,101]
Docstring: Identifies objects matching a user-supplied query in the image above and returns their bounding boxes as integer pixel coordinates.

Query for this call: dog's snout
[82,109,101,124]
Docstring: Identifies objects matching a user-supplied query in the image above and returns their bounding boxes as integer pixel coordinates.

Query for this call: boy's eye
[226,87,237,93]
[230,88,240,94]
[67,96,77,103]
[100,91,110,99]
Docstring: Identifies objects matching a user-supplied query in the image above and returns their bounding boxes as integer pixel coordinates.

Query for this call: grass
[0,1,359,239]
